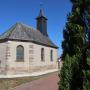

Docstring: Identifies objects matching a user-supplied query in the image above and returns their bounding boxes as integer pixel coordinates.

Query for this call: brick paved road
[10,72,59,90]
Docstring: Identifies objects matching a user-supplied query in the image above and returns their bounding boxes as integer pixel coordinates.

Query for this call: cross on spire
[40,2,43,9]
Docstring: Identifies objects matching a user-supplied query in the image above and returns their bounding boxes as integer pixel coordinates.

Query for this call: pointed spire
[39,8,45,17]
[36,8,48,37]
[36,2,47,20]
[36,9,47,20]
[36,2,48,37]
[39,2,44,17]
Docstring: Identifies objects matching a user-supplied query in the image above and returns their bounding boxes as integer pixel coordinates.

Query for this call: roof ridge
[0,23,18,39]
[16,22,45,35]
[19,22,46,37]
[7,23,18,38]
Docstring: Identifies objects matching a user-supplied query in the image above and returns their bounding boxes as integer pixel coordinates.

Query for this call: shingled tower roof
[39,9,45,17]
[0,23,58,48]
[36,8,47,20]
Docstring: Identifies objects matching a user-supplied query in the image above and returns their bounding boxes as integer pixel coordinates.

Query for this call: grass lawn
[0,72,57,90]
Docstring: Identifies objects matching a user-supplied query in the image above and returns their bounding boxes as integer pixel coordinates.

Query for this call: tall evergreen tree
[59,0,90,90]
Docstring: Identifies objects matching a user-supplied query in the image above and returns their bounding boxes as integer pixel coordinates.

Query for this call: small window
[41,48,45,61]
[16,45,24,61]
[50,50,53,61]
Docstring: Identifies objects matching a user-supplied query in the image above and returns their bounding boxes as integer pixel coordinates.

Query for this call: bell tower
[36,8,48,37]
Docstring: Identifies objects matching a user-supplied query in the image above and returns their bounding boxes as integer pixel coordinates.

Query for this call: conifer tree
[59,0,90,90]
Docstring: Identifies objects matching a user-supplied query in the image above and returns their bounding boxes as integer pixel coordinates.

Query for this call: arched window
[41,48,44,61]
[50,50,53,61]
[16,45,24,61]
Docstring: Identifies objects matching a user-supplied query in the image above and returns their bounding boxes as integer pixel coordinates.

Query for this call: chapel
[0,9,58,77]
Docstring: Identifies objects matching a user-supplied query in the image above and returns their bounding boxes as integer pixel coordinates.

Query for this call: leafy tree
[59,0,90,90]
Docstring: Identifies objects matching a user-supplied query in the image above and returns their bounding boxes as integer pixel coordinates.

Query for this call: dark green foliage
[59,54,80,90]
[59,54,72,90]
[59,0,90,90]
[83,70,90,90]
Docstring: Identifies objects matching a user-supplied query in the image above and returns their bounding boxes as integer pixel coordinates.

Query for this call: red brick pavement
[10,72,59,90]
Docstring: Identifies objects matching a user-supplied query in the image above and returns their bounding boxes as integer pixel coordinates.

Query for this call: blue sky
[0,0,72,56]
